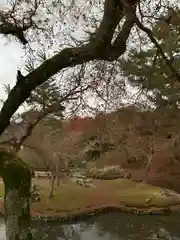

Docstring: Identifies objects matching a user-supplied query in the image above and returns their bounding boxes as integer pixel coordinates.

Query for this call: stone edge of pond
[32,206,180,223]
[1,204,180,223]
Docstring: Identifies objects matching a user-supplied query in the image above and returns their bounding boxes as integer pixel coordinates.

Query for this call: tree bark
[143,155,153,183]
[49,176,55,198]
[56,176,60,186]
[0,149,32,240]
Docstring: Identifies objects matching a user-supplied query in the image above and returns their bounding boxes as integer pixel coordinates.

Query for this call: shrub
[86,165,130,180]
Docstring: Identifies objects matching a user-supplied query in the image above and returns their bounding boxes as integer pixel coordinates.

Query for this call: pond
[0,213,180,239]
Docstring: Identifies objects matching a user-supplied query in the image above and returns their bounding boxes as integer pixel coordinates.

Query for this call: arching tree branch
[0,0,138,136]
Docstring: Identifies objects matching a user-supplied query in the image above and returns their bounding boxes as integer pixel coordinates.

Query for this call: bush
[86,165,131,180]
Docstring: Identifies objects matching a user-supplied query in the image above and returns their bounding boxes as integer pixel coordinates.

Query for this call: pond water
[0,213,180,239]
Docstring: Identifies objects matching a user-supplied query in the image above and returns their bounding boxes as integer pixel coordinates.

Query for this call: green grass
[30,178,180,216]
[0,178,180,217]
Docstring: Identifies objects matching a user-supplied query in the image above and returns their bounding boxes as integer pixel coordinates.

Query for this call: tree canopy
[0,0,180,135]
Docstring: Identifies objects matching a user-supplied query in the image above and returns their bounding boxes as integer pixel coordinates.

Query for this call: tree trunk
[0,149,32,240]
[49,176,55,198]
[143,155,153,183]
[56,176,60,186]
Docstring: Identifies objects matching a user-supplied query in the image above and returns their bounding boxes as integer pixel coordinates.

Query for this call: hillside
[4,106,180,192]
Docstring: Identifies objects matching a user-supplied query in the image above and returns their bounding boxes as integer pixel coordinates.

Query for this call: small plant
[71,172,95,188]
[86,165,129,180]
[31,184,41,202]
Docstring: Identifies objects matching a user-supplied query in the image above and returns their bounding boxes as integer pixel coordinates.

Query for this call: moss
[0,149,31,191]
[0,148,32,240]
[0,148,31,208]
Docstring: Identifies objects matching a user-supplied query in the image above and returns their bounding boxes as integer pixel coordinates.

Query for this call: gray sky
[0,34,141,115]
[0,36,24,100]
[0,0,22,98]
[0,0,143,115]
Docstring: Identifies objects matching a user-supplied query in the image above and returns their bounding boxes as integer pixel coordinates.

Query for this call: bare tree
[30,131,73,198]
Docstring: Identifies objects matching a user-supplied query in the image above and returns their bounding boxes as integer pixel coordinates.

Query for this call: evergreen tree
[120,8,180,109]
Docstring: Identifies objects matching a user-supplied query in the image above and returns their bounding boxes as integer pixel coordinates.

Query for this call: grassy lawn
[31,178,180,216]
[0,178,180,216]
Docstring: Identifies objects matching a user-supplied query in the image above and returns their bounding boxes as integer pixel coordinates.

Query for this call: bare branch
[0,0,137,135]
[0,0,39,44]
[0,102,64,152]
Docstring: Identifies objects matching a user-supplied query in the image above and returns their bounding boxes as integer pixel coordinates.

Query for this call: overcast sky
[0,0,142,115]
[0,36,24,100]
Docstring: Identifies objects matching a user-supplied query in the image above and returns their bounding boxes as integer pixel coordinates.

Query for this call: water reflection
[0,213,180,239]
[0,218,5,240]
